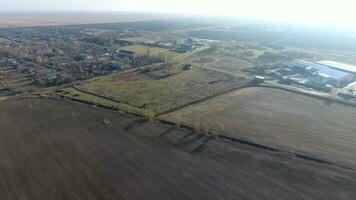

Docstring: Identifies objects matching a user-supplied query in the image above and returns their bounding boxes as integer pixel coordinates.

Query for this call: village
[0,25,197,96]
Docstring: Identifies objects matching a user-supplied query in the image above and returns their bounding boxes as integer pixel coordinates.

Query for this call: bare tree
[201,122,209,135]
[143,110,155,122]
[175,114,182,128]
[103,115,112,126]
[193,122,201,134]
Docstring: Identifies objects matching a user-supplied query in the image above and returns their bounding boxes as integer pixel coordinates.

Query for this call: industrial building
[266,60,356,92]
[317,61,356,74]
[286,60,353,82]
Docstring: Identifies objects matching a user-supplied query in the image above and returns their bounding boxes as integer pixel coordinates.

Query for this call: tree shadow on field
[159,127,176,137]
[324,99,335,106]
[174,132,204,148]
[123,118,148,131]
[191,136,213,155]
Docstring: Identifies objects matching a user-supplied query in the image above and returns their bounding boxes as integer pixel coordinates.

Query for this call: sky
[1,0,356,28]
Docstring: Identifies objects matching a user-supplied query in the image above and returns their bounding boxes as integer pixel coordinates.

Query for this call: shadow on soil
[172,131,214,155]
[191,136,214,155]
[124,118,148,131]
[159,127,176,137]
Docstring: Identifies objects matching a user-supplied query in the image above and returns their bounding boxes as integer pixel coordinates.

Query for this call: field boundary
[56,84,356,170]
[258,85,356,108]
[73,85,135,107]
[159,84,356,117]
[156,84,250,116]
[158,118,355,171]
[25,94,354,171]
[71,77,251,116]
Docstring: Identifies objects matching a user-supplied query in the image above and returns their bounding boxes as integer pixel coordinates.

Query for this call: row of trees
[142,112,224,139]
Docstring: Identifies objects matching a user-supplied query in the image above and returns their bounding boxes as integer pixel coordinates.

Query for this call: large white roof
[317,61,356,74]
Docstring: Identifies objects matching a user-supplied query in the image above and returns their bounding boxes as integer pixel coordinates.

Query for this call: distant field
[0,13,176,27]
[188,29,286,43]
[180,44,257,75]
[189,55,254,74]
[120,45,181,59]
[161,87,356,168]
[0,98,355,199]
[189,27,356,52]
[78,68,248,114]
[77,19,211,31]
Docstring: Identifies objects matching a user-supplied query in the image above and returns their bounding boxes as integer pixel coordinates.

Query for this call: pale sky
[1,0,356,28]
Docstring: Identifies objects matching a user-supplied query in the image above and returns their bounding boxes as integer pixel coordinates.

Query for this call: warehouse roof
[317,61,356,74]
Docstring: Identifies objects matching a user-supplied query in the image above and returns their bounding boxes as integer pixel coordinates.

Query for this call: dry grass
[79,68,247,114]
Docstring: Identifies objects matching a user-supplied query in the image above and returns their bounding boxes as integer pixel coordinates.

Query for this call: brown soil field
[0,98,355,199]
[161,87,356,169]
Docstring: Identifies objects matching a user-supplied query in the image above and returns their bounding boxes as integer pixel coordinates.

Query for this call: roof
[118,50,135,54]
[317,61,356,74]
[46,71,58,79]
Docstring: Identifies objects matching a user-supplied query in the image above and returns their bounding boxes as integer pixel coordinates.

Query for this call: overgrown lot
[77,68,248,114]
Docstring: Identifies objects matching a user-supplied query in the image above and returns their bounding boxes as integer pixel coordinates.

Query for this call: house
[74,53,93,61]
[109,61,122,71]
[117,50,136,58]
[250,76,265,85]
[338,90,356,99]
[182,64,193,70]
[174,44,192,53]
[46,71,58,81]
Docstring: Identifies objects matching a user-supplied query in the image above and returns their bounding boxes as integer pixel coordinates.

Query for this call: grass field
[0,98,355,200]
[120,45,181,59]
[180,44,256,75]
[57,87,144,115]
[78,68,248,114]
[161,87,356,168]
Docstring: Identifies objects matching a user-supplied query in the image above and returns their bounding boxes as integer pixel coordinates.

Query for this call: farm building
[109,61,122,70]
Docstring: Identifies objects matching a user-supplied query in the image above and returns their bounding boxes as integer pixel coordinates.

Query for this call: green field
[160,87,356,168]
[78,68,247,114]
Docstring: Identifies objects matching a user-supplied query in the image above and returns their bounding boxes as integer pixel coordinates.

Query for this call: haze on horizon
[1,0,356,29]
